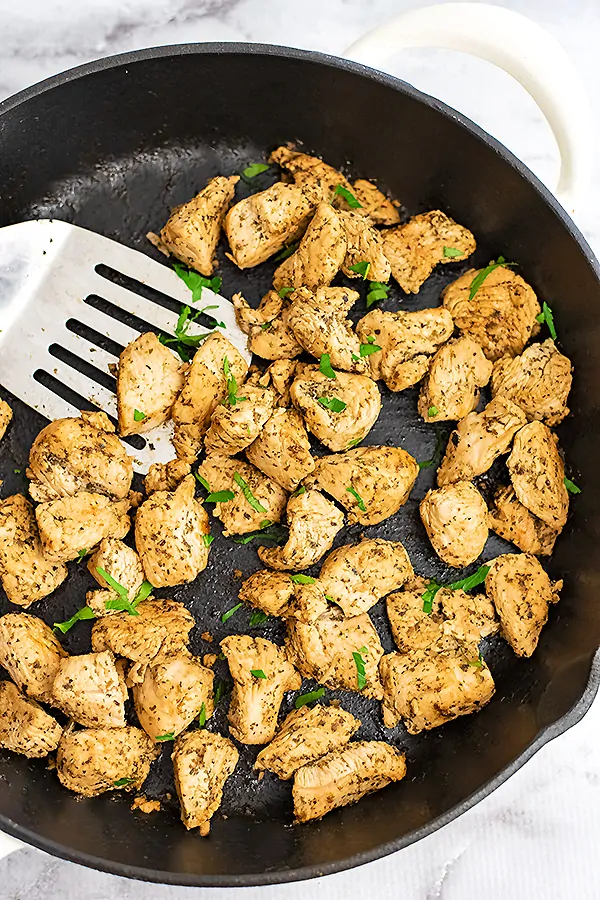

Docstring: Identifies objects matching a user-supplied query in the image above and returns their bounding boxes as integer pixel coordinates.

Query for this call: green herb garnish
[234,472,267,513]
[536,301,557,341]
[205,489,235,503]
[366,280,390,308]
[76,549,88,564]
[295,687,325,708]
[468,653,484,668]
[232,523,287,545]
[469,256,514,300]
[359,336,381,357]
[53,606,96,634]
[214,680,230,704]
[221,603,243,623]
[290,574,316,585]
[291,485,306,497]
[195,472,211,491]
[421,582,442,615]
[346,486,366,512]
[349,260,371,279]
[318,396,347,413]
[223,356,246,407]
[251,669,267,679]
[198,702,207,727]
[133,409,146,422]
[155,732,175,742]
[335,184,362,208]
[319,353,336,379]
[249,610,269,626]
[418,428,448,470]
[202,534,214,548]
[242,163,270,179]
[278,287,295,299]
[428,405,439,417]
[564,476,581,494]
[99,567,140,616]
[13,469,21,475]
[114,777,135,787]
[422,564,490,614]
[443,246,463,258]
[274,241,299,262]
[352,647,368,690]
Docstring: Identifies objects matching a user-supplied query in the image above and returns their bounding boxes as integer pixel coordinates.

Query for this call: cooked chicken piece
[239,569,295,617]
[198,455,287,536]
[339,211,391,283]
[144,459,192,494]
[270,146,352,205]
[0,495,67,606]
[506,421,569,529]
[272,202,347,291]
[382,210,476,294]
[287,580,330,624]
[418,336,493,422]
[380,641,495,732]
[135,475,210,587]
[261,359,299,406]
[438,588,499,648]
[0,399,12,441]
[171,332,249,459]
[52,650,127,728]
[488,485,559,556]
[86,538,146,618]
[293,741,406,822]
[149,175,239,275]
[386,578,446,653]
[116,332,183,437]
[0,681,62,758]
[224,181,316,269]
[491,339,572,426]
[286,286,367,374]
[442,265,541,361]
[232,290,303,361]
[221,635,301,744]
[133,655,214,741]
[437,397,527,485]
[351,179,401,226]
[172,730,238,834]
[305,445,419,526]
[286,609,384,699]
[256,705,360,780]
[486,552,561,656]
[0,613,67,702]
[356,307,454,392]
[35,492,131,563]
[245,407,315,492]
[420,481,489,567]
[205,384,276,456]
[91,599,194,676]
[319,539,413,617]
[290,365,381,452]
[258,489,344,572]
[56,726,158,797]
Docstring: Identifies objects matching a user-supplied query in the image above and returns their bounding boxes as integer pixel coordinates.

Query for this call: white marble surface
[0,0,599,897]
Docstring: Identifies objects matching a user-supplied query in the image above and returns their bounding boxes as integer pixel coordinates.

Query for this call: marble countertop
[0,0,599,897]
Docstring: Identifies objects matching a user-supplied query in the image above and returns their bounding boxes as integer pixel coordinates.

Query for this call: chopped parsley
[159,302,216,362]
[359,336,381,357]
[242,163,270,179]
[318,396,347,413]
[418,428,448,470]
[346,437,362,449]
[290,574,316,584]
[173,263,221,300]
[234,472,267,513]
[278,286,295,299]
[249,610,270,626]
[319,353,336,379]
[194,472,211,491]
[334,184,362,208]
[213,679,231,704]
[295,687,325,708]
[366,281,389,308]
[421,582,442,615]
[536,301,557,341]
[223,356,246,407]
[260,320,274,331]
[221,603,242,623]
[76,548,88,564]
[469,256,515,300]
[274,241,298,262]
[422,564,491,614]
[564,476,581,494]
[155,732,175,742]
[232,523,287,545]
[198,702,207,727]
[352,647,368,690]
[205,489,235,503]
[468,653,484,668]
[202,534,214,548]
[251,669,267,679]
[291,485,306,497]
[349,260,371,279]
[99,567,141,616]
[114,777,135,787]
[443,246,463,258]
[53,605,96,634]
[13,469,21,475]
[428,405,439,417]
[133,409,146,422]
[346,486,366,511]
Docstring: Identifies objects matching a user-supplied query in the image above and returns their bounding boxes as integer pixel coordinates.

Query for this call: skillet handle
[0,832,23,858]
[344,2,593,215]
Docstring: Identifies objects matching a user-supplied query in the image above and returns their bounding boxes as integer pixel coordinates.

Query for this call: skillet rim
[0,40,599,887]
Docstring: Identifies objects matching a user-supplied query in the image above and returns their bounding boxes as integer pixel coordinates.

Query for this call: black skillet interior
[0,45,599,887]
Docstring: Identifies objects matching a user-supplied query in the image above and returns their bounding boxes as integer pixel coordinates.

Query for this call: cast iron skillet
[0,43,599,888]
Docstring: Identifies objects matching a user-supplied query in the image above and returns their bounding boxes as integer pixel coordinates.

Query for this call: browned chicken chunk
[245,407,315,492]
[116,332,184,436]
[197,455,288,536]
[486,552,561,656]
[293,741,406,822]
[172,730,238,834]
[339,210,391,283]
[442,265,541,361]
[52,650,127,728]
[258,489,344,572]
[270,146,352,204]
[239,569,295,617]
[232,290,303,361]
[255,705,360,780]
[0,495,67,606]
[272,202,347,291]
[319,539,414,617]
[221,635,301,744]
[286,286,367,374]
[57,726,159,797]
[260,359,299,406]
[144,459,192,495]
[36,492,131,563]
[438,587,499,648]
[86,537,146,617]
[205,384,276,456]
[351,179,401,226]
[506,421,569,529]
[133,655,214,740]
[491,339,573,426]
[385,578,447,652]
[0,681,62,758]
[0,400,12,442]
[382,210,476,294]
[488,485,559,556]
[0,612,67,703]
[420,481,489,567]
[418,336,493,422]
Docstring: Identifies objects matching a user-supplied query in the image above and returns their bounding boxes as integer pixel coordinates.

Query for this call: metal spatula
[0,219,251,473]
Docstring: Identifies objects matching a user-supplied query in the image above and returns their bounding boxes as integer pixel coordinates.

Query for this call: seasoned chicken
[438,588,499,648]
[0,495,67,606]
[386,579,447,652]
[486,552,561,656]
[255,705,360,780]
[149,175,239,275]
[26,410,133,502]
[270,146,352,204]
[258,489,344,571]
[172,730,238,834]
[442,265,541,361]
[0,613,67,703]
[197,455,288,536]
[0,681,62,758]
[491,339,572,426]
[232,290,303,361]
[293,741,406,822]
[35,492,131,562]
[287,580,330,624]
[380,641,495,732]
[339,211,391,283]
[418,336,493,422]
[56,726,158,797]
[144,459,191,494]
[382,210,476,294]
[205,384,276,456]
[488,485,559,556]
[290,365,381,452]
[224,181,316,269]
[437,397,527,485]
[506,421,569,529]
[220,635,301,744]
[286,609,384,699]
[239,569,295,617]
[261,359,299,406]
[52,650,127,728]
[356,307,454,392]
[171,332,249,459]
[351,179,401,226]
[86,538,146,617]
[272,202,347,291]
[286,286,367,374]
[245,407,315,492]
[135,475,210,587]
[133,655,214,740]
[117,332,184,436]
[420,481,489,567]
[0,399,12,442]
[319,539,414,617]
[305,445,419,525]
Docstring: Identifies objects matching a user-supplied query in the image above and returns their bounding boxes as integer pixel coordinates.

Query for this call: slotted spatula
[0,219,251,473]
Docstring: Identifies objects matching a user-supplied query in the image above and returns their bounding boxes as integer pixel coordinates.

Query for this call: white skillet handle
[344,2,593,215]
